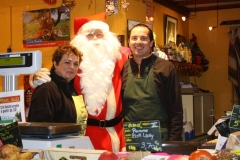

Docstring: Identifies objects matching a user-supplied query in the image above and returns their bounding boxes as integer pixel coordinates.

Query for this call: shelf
[170,61,208,77]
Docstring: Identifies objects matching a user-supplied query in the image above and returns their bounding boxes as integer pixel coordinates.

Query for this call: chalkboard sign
[229,105,240,132]
[0,122,23,147]
[124,120,162,152]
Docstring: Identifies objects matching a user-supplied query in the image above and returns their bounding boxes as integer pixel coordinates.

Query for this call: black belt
[87,111,123,128]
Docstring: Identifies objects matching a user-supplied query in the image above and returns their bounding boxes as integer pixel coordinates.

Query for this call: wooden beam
[153,0,190,16]
[190,4,240,12]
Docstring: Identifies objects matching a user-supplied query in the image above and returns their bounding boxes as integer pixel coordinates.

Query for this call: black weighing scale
[18,122,82,139]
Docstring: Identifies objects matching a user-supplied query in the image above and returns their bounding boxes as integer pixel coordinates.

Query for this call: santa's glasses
[86,29,104,40]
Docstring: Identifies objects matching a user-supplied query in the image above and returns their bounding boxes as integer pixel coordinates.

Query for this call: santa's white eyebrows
[87,30,95,34]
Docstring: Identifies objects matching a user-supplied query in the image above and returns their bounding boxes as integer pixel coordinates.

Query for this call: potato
[19,152,34,160]
[6,152,19,160]
[0,144,21,158]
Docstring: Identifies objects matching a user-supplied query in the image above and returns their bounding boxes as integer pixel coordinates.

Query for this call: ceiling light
[182,16,186,21]
[182,0,196,21]
[209,0,218,31]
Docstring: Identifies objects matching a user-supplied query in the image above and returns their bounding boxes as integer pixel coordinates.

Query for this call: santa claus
[29,12,127,152]
[72,13,127,152]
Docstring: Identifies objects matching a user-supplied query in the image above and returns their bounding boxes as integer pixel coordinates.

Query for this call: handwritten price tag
[0,122,23,147]
[229,105,240,132]
[124,120,162,152]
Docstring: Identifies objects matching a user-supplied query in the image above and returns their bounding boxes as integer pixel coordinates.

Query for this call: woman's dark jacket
[28,69,77,123]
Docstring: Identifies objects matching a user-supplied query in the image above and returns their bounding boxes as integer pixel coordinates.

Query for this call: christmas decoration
[106,0,115,16]
[190,33,209,66]
[58,0,76,12]
[146,16,154,22]
[43,0,57,5]
[88,0,92,10]
[121,0,129,12]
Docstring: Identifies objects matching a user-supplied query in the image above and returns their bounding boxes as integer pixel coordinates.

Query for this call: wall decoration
[43,0,57,5]
[106,0,118,16]
[121,0,130,12]
[143,0,154,22]
[22,8,70,48]
[165,15,178,44]
[88,0,92,9]
[58,0,76,12]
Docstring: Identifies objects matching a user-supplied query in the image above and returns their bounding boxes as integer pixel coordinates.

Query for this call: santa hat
[74,12,108,35]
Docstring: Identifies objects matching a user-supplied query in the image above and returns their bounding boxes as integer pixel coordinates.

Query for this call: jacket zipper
[138,64,141,78]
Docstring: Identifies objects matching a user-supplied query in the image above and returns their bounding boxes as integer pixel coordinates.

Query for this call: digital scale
[0,50,42,91]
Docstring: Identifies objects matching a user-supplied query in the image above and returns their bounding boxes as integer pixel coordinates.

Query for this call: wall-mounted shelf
[220,20,240,27]
[171,61,208,77]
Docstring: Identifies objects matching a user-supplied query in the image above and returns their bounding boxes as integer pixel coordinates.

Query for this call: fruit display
[215,149,239,159]
[98,151,118,160]
[189,150,214,160]
[0,144,34,160]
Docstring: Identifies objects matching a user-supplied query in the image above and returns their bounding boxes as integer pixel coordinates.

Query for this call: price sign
[229,105,240,132]
[124,120,162,152]
[0,122,23,147]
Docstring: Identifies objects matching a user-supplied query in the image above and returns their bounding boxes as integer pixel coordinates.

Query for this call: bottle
[171,47,176,61]
[184,47,188,63]
[188,48,192,63]
[178,44,184,62]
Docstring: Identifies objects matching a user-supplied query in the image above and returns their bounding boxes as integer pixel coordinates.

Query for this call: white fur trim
[78,20,109,35]
[106,127,120,152]
[105,85,120,152]
[106,85,116,120]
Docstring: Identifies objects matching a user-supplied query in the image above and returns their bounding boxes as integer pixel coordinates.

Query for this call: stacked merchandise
[202,104,240,159]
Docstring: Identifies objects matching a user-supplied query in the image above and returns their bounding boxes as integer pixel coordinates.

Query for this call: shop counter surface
[161,141,200,155]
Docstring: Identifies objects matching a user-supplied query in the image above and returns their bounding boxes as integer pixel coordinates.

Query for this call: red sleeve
[74,69,82,95]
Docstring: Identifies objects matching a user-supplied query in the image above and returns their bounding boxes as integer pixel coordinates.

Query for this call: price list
[124,120,162,152]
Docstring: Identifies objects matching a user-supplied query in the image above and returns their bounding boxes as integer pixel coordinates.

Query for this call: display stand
[0,51,42,124]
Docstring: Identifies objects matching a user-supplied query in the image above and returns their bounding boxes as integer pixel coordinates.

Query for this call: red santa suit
[73,56,127,152]
[71,13,128,152]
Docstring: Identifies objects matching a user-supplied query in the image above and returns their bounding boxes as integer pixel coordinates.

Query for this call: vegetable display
[0,144,34,160]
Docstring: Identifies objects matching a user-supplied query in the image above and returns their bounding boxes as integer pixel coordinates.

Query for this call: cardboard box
[22,136,94,150]
[226,131,240,150]
[44,148,106,160]
[22,136,94,158]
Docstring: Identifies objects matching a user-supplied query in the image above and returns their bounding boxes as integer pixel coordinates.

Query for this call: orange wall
[0,0,238,118]
[0,0,186,90]
[188,8,240,118]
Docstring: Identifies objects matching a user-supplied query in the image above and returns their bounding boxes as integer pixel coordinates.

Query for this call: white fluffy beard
[71,34,121,116]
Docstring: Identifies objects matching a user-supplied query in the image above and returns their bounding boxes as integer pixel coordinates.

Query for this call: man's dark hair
[129,23,155,51]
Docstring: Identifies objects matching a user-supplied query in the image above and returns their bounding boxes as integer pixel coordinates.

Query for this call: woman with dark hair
[28,45,87,134]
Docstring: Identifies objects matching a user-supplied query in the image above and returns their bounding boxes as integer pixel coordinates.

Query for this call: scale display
[0,56,25,66]
[0,50,42,75]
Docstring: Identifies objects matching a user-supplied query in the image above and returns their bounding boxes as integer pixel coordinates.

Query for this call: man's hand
[29,68,51,88]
